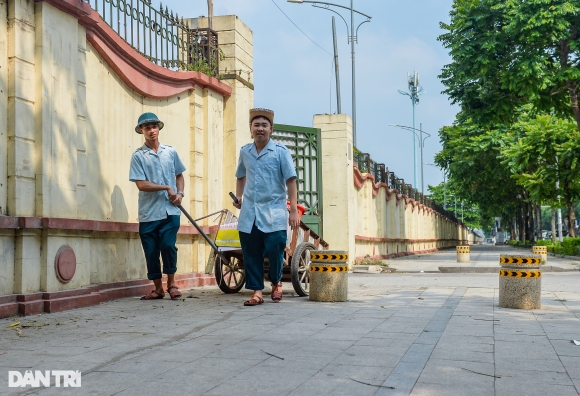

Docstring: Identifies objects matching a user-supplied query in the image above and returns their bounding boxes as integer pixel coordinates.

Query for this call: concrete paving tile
[288,372,377,396]
[416,358,495,388]
[550,339,580,357]
[495,358,565,373]
[493,332,550,342]
[498,368,574,386]
[378,360,427,395]
[560,356,580,379]
[332,345,406,367]
[400,343,435,364]
[495,378,579,396]
[430,349,494,364]
[411,381,494,396]
[94,357,184,375]
[494,340,560,361]
[354,336,412,348]
[203,366,319,395]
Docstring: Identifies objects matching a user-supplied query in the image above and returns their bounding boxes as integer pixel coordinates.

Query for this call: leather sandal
[140,290,165,300]
[244,295,264,306]
[271,282,283,303]
[167,286,182,300]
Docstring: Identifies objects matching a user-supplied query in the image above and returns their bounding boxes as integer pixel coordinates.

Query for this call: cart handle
[177,205,229,263]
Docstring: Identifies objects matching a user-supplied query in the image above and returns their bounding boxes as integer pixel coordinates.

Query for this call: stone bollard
[532,246,548,264]
[309,250,348,302]
[456,245,470,263]
[499,254,542,309]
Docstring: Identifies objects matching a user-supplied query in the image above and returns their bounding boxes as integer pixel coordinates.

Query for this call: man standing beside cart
[233,108,300,306]
[130,112,186,301]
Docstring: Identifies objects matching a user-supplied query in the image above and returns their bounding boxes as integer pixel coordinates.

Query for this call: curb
[438,266,579,273]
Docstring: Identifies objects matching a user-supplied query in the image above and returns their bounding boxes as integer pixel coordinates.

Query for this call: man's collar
[141,143,166,153]
[249,139,275,158]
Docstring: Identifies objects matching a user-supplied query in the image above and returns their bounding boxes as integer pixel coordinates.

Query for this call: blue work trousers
[239,223,287,290]
[139,215,180,280]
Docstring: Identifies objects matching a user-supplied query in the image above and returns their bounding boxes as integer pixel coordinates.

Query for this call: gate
[272,124,323,236]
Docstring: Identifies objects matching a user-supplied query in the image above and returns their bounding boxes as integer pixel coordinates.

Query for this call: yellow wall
[315,114,472,265]
[0,1,253,295]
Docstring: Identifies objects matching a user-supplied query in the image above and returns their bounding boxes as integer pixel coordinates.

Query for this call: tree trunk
[526,202,534,243]
[566,200,576,238]
[511,217,517,241]
[563,180,576,237]
[535,204,542,240]
[519,205,526,243]
[551,208,557,243]
[566,80,580,132]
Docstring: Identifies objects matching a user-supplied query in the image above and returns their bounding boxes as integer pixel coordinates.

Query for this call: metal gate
[272,124,323,236]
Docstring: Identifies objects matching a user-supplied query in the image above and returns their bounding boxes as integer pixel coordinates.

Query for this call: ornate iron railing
[273,124,323,236]
[354,149,459,223]
[83,0,219,75]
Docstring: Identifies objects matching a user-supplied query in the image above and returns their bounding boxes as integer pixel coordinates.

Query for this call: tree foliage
[439,0,580,129]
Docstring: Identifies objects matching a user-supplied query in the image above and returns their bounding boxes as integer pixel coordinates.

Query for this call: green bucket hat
[135,112,164,134]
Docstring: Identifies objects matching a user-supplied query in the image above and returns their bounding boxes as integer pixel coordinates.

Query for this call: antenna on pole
[398,71,425,189]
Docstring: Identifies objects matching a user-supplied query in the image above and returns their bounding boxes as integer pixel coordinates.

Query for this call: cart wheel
[291,242,315,297]
[215,255,245,293]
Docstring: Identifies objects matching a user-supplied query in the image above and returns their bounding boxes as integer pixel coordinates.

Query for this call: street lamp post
[287,0,371,147]
[389,124,430,195]
[398,72,425,188]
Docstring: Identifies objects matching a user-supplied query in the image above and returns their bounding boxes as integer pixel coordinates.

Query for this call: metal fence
[273,124,323,236]
[83,0,220,75]
[353,150,459,223]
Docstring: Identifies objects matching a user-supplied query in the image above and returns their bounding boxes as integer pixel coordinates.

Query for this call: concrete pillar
[314,114,355,265]
[7,0,36,217]
[0,0,7,216]
[189,15,254,210]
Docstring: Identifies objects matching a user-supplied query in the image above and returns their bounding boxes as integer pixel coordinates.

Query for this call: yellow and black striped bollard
[532,246,548,264]
[456,245,470,263]
[309,250,349,302]
[499,254,542,309]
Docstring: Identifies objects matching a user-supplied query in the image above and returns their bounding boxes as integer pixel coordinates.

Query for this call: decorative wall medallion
[54,245,76,283]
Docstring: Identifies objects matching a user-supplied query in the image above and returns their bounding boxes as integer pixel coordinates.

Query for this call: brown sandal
[140,290,165,300]
[167,286,182,300]
[244,295,264,306]
[271,283,283,303]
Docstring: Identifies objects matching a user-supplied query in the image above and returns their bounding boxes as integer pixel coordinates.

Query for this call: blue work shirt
[129,143,186,222]
[236,139,297,233]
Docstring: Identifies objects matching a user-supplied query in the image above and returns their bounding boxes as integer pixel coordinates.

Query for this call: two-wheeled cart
[178,205,328,296]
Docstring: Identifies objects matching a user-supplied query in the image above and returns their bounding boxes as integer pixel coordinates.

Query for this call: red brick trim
[0,272,216,319]
[37,0,232,99]
[355,245,456,262]
[355,235,466,243]
[353,165,463,225]
[0,216,218,235]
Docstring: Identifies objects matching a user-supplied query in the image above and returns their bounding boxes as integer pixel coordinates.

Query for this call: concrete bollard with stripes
[499,254,542,309]
[456,245,470,263]
[309,250,348,302]
[532,246,548,264]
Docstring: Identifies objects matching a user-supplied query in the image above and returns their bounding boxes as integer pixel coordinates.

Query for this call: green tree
[435,116,522,232]
[500,112,580,236]
[439,0,580,130]
[427,181,485,230]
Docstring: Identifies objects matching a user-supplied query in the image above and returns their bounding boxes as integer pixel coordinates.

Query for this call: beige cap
[249,108,274,125]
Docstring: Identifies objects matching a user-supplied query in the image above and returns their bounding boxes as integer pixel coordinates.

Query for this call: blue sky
[163,0,457,191]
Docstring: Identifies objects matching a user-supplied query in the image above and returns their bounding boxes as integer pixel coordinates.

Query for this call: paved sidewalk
[387,244,580,273]
[2,248,580,395]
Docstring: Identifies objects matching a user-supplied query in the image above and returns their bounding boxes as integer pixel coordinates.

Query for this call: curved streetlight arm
[311,4,350,36]
[389,124,431,141]
[299,0,372,19]
[355,18,371,41]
